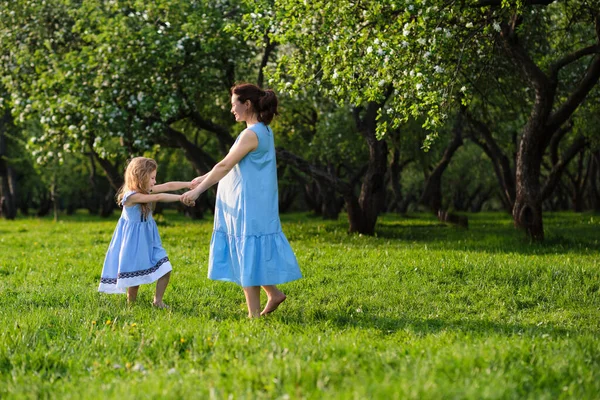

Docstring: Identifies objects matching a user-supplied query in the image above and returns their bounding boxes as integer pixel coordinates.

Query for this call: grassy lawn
[0,211,598,399]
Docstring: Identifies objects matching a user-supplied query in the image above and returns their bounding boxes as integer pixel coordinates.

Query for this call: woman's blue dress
[98,191,172,293]
[208,122,302,287]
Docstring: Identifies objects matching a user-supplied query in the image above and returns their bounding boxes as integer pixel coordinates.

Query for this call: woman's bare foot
[260,293,286,316]
[152,301,170,309]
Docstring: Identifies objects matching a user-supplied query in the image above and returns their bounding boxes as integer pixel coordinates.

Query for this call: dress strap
[121,190,137,206]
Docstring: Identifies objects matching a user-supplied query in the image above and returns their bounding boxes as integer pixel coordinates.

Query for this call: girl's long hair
[116,157,157,218]
[231,83,278,125]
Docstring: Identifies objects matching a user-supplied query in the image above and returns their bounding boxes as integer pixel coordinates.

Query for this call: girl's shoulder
[122,190,137,206]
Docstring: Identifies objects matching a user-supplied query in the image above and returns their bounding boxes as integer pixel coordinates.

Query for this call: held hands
[180,188,199,207]
[179,194,195,207]
[182,175,206,206]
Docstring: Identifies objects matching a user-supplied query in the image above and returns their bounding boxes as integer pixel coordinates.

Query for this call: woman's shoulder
[246,123,273,143]
[248,122,271,134]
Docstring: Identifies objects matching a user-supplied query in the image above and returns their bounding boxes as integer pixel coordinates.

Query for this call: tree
[0,106,18,219]
[269,0,599,239]
[0,0,260,195]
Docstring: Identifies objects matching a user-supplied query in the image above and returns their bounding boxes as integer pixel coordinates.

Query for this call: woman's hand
[190,175,206,189]
[181,188,199,206]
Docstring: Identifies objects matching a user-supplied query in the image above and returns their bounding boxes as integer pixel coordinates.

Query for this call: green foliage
[265,0,599,151]
[269,0,503,141]
[0,0,255,164]
[1,212,599,398]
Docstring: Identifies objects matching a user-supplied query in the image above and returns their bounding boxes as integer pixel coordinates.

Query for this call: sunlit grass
[0,211,599,399]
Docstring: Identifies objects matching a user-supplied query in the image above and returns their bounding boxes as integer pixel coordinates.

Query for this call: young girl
[98,157,193,308]
[181,83,302,318]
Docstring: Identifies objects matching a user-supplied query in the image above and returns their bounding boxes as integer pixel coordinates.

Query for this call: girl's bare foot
[260,293,286,316]
[152,301,170,309]
[127,286,140,303]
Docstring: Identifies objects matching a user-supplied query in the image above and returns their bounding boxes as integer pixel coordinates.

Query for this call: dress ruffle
[208,230,302,287]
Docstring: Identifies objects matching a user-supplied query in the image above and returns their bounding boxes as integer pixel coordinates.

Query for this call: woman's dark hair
[231,83,278,125]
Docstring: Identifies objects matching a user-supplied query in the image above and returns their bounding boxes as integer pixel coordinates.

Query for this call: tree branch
[257,33,277,88]
[464,110,515,205]
[276,148,353,197]
[541,135,589,200]
[548,120,573,165]
[189,111,234,154]
[88,144,123,191]
[549,44,600,79]
[547,55,600,132]
[162,126,217,174]
[500,18,552,94]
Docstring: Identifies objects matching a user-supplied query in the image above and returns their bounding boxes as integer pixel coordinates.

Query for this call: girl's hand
[181,189,199,206]
[180,196,195,207]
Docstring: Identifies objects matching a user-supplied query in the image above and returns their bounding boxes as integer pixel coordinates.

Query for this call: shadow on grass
[278,311,586,339]
[374,220,600,256]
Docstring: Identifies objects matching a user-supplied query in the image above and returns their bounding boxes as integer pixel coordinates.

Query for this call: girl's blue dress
[208,122,302,287]
[98,191,172,293]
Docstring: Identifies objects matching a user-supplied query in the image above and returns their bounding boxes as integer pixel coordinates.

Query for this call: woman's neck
[245,114,260,127]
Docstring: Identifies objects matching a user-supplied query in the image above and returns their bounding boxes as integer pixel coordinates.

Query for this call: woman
[182,83,302,318]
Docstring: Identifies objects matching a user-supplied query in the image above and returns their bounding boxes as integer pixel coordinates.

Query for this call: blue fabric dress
[208,122,302,287]
[98,191,172,294]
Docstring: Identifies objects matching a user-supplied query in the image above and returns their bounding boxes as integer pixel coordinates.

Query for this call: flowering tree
[0,0,258,190]
[270,0,600,239]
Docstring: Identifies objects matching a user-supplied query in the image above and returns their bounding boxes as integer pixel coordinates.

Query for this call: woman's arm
[152,181,192,193]
[190,174,208,189]
[125,193,181,205]
[181,129,258,204]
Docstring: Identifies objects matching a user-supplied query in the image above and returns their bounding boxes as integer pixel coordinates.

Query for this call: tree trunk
[569,151,591,212]
[99,187,116,217]
[90,147,124,192]
[37,190,52,217]
[500,12,600,240]
[350,102,388,234]
[50,172,59,222]
[420,111,464,214]
[512,127,544,240]
[86,152,100,215]
[0,109,17,219]
[386,148,412,213]
[589,151,600,212]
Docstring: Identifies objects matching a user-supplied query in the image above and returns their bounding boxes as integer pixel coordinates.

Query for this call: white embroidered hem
[98,261,172,294]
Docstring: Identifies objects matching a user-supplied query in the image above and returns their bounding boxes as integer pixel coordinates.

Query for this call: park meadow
[0,211,599,399]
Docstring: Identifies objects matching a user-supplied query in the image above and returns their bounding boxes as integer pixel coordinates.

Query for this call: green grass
[0,211,599,399]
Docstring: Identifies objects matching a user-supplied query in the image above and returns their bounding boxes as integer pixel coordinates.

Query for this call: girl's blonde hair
[116,157,157,218]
